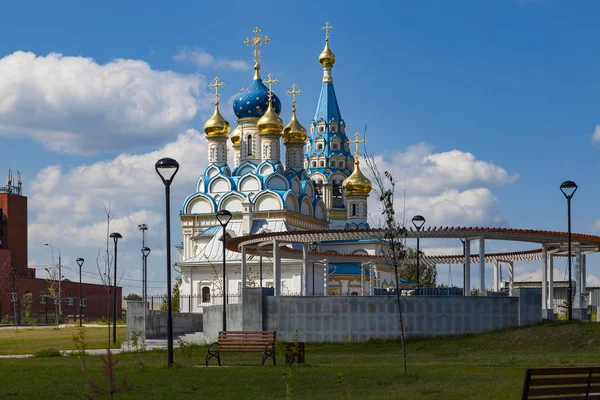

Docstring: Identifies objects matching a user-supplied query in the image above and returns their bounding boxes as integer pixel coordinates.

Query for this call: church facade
[176,25,393,311]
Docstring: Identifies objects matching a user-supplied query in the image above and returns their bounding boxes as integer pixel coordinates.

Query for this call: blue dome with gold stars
[233,78,281,119]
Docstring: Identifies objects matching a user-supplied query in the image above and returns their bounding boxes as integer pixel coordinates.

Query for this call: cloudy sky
[2,0,600,293]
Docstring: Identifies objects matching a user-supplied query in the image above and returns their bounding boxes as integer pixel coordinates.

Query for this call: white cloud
[0,51,209,154]
[173,48,250,71]
[592,125,600,142]
[366,145,516,227]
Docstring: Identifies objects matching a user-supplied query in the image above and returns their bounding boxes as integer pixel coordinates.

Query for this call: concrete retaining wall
[264,295,521,342]
[126,301,204,340]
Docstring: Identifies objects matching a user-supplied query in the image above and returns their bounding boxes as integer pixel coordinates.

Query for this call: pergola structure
[226,226,600,317]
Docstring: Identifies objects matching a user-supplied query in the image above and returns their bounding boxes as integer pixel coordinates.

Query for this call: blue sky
[1,0,599,292]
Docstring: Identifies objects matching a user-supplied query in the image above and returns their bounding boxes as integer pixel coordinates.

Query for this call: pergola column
[241,245,247,289]
[273,239,281,296]
[464,240,471,296]
[575,242,582,310]
[360,264,365,296]
[479,236,485,293]
[541,244,548,318]
[509,261,514,296]
[582,253,587,295]
[323,259,329,296]
[302,243,309,296]
[369,262,375,295]
[549,254,554,317]
[493,260,499,292]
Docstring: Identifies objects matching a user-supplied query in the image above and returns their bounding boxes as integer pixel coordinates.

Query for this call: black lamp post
[560,180,578,321]
[411,215,426,292]
[155,157,179,367]
[309,242,319,295]
[141,247,151,303]
[216,210,232,331]
[109,232,122,344]
[76,257,84,327]
[138,224,148,300]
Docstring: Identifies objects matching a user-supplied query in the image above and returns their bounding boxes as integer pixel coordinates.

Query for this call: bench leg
[262,347,276,366]
[205,344,221,367]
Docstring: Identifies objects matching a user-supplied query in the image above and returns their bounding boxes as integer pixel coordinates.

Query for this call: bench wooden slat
[529,386,598,396]
[527,395,600,400]
[528,367,600,375]
[531,377,600,386]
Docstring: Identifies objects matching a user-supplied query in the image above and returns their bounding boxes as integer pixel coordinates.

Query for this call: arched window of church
[247,135,253,156]
[202,286,211,303]
[331,161,336,168]
[320,160,325,167]
[352,203,357,216]
[319,126,324,132]
[317,143,323,150]
[311,161,316,168]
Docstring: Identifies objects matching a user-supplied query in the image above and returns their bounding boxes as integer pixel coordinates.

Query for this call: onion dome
[233,79,282,120]
[283,109,307,144]
[319,39,336,68]
[230,125,241,146]
[203,102,230,137]
[257,100,284,135]
[342,161,372,196]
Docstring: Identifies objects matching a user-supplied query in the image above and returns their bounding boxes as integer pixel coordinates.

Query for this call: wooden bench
[205,331,276,367]
[522,366,600,399]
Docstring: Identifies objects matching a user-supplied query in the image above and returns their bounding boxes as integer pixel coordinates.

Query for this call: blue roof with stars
[233,78,281,119]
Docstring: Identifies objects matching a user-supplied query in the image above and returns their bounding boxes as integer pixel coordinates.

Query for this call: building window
[316,143,323,150]
[67,294,74,306]
[320,161,325,167]
[0,208,3,221]
[332,143,338,150]
[319,126,324,132]
[80,297,87,307]
[352,203,357,216]
[202,286,211,303]
[247,135,253,156]
[40,293,47,304]
[311,161,316,168]
[330,161,336,168]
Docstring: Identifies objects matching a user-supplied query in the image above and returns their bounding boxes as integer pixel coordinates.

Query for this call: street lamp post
[76,258,85,327]
[155,157,179,367]
[216,210,232,331]
[44,244,62,318]
[411,215,426,292]
[138,224,148,300]
[109,232,122,344]
[560,180,578,321]
[141,247,151,303]
[309,242,319,295]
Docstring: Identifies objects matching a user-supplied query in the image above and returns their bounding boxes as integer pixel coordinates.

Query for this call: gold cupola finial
[257,73,284,135]
[245,27,270,80]
[319,22,336,76]
[342,132,372,196]
[204,76,231,137]
[283,83,307,144]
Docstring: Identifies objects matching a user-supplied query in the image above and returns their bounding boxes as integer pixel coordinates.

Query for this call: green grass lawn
[0,326,126,354]
[0,321,599,399]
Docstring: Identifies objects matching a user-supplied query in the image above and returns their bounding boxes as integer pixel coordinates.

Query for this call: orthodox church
[176,25,392,308]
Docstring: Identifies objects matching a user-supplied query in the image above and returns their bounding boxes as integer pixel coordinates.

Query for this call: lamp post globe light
[44,243,62,317]
[155,157,179,367]
[76,258,85,327]
[216,210,233,331]
[309,242,319,295]
[141,247,151,303]
[411,215,426,292]
[560,180,578,321]
[109,232,122,344]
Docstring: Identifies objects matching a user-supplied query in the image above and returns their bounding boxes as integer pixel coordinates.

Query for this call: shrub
[34,348,63,357]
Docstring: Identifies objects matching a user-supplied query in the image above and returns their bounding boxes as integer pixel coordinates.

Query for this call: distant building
[0,170,121,323]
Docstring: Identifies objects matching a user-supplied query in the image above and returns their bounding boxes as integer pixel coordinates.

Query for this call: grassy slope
[0,322,599,399]
[0,326,126,354]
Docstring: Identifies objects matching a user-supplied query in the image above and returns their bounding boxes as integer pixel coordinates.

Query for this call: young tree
[161,281,181,312]
[364,146,409,374]
[45,264,62,327]
[399,248,438,287]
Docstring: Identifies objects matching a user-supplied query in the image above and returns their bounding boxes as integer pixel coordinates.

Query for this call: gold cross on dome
[351,132,366,159]
[322,22,333,41]
[208,76,225,104]
[286,84,302,111]
[264,73,278,101]
[244,26,270,66]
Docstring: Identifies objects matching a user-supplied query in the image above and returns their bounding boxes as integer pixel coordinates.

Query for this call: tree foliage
[161,281,181,312]
[123,293,142,301]
[400,248,438,287]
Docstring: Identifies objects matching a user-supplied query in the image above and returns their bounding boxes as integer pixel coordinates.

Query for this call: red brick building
[0,171,122,323]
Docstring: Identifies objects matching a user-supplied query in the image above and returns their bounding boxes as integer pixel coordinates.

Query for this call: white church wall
[190,199,213,214]
[256,194,281,211]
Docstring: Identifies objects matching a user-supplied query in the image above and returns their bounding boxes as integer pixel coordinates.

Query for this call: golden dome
[319,40,336,68]
[230,125,241,146]
[257,100,283,135]
[283,109,307,144]
[203,103,230,137]
[342,161,372,196]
